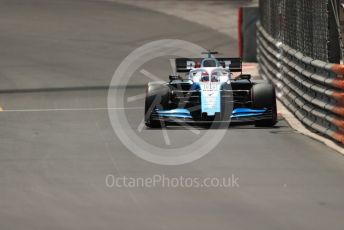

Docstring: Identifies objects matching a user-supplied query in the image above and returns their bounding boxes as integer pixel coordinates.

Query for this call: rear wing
[175,58,242,73]
[217,58,242,72]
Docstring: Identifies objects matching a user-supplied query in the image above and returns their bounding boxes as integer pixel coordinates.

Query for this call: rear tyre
[144,83,170,128]
[251,83,277,127]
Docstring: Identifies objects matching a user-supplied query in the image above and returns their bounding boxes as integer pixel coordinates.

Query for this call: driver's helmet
[201,71,209,82]
[211,72,219,82]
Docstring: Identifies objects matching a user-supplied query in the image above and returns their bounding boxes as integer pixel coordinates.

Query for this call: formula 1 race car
[144,52,277,128]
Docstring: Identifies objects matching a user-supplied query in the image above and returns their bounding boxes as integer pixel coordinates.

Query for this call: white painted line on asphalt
[127,93,146,102]
[0,107,143,112]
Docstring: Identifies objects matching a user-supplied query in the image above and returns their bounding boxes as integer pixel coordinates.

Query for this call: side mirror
[169,75,180,81]
[239,74,251,80]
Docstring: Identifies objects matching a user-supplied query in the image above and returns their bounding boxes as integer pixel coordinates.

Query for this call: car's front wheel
[251,83,277,127]
[144,82,170,128]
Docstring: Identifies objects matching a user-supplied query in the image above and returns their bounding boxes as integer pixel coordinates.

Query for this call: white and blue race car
[144,52,277,128]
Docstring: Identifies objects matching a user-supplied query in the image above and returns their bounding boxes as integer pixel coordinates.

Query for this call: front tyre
[144,82,170,128]
[251,83,277,127]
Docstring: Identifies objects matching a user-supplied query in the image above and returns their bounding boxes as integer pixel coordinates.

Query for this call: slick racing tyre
[251,83,277,127]
[144,82,170,128]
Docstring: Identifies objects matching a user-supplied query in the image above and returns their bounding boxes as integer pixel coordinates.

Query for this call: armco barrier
[257,22,344,145]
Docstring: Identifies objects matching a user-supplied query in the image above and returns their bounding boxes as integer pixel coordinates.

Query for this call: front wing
[150,107,274,124]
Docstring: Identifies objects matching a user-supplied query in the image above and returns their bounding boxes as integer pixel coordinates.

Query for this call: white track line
[0,107,143,112]
[127,93,146,102]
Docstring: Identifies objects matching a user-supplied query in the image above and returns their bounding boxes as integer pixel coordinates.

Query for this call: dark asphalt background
[0,0,344,229]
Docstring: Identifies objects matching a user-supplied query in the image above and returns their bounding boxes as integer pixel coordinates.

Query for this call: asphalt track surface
[1,0,344,229]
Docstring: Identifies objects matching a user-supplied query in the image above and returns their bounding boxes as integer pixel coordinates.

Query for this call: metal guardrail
[257,22,344,144]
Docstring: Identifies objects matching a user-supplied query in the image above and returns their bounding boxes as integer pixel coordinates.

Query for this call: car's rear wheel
[251,83,277,127]
[144,83,170,128]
